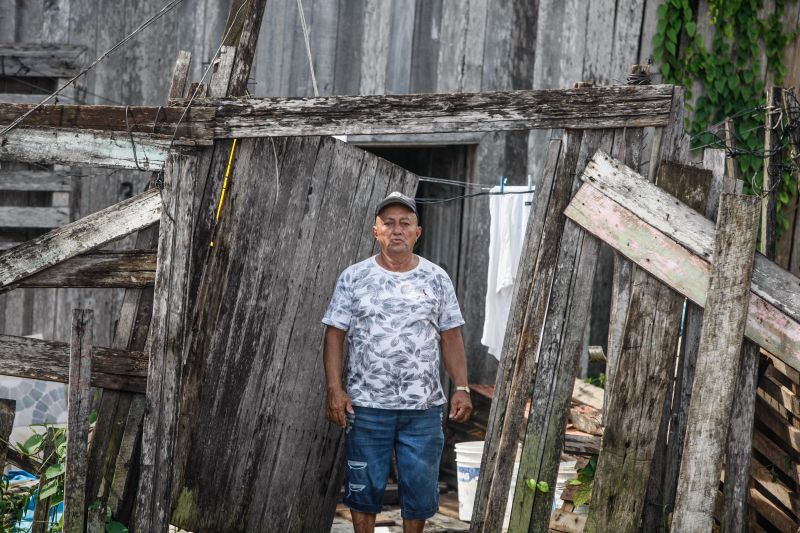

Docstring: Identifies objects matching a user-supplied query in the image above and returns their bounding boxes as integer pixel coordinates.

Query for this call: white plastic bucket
[553,460,577,511]
[454,441,519,528]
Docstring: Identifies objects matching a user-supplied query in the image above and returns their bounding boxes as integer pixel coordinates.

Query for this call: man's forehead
[377,206,416,219]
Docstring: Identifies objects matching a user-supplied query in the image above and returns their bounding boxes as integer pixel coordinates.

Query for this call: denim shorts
[343,405,444,520]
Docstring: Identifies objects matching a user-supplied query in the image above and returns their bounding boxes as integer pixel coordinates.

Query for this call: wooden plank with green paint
[564,183,800,370]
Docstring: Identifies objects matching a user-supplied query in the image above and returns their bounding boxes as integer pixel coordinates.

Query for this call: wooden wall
[12,0,798,386]
[0,0,232,347]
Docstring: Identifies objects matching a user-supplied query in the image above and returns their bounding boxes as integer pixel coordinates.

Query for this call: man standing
[322,191,472,533]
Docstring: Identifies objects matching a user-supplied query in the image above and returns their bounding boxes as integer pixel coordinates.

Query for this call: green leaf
[106,522,129,533]
[89,409,99,425]
[39,484,59,500]
[537,481,549,493]
[525,478,537,491]
[665,40,677,55]
[780,190,789,204]
[568,479,583,486]
[21,434,43,455]
[45,463,64,480]
[685,21,697,37]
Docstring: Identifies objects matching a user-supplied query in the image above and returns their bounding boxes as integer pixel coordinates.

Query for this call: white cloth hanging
[481,186,533,360]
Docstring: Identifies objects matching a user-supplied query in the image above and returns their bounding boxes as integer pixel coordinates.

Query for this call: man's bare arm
[440,327,472,423]
[323,326,353,428]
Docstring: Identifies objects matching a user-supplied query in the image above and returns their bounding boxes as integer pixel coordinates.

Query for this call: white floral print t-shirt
[322,255,465,409]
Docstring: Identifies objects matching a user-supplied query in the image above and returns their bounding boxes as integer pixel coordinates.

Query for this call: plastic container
[454,441,519,529]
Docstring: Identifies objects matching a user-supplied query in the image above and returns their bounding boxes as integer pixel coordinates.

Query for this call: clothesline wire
[415,189,534,205]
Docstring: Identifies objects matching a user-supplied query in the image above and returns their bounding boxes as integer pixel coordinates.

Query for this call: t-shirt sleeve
[322,270,353,330]
[437,274,465,331]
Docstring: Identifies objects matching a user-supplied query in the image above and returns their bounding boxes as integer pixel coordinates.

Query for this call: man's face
[373,205,422,255]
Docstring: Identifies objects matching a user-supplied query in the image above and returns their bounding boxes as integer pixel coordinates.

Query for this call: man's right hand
[326,386,354,428]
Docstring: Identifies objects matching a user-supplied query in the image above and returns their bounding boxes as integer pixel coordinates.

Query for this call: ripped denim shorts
[343,405,444,520]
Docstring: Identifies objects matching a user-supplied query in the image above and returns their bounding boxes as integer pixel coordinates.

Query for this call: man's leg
[402,518,426,533]
[351,510,377,533]
[395,407,445,530]
[344,407,395,532]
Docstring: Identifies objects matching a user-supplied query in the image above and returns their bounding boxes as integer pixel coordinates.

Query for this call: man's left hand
[449,391,473,423]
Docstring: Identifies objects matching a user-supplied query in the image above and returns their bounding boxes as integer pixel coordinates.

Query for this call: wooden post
[134,154,198,533]
[0,398,15,473]
[761,87,782,258]
[64,309,93,533]
[470,137,566,532]
[672,193,761,532]
[505,129,613,532]
[84,50,193,523]
[587,162,710,533]
[31,428,56,533]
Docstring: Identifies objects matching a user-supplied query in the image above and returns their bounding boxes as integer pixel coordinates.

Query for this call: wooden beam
[471,137,565,530]
[86,51,193,525]
[17,250,156,289]
[507,130,611,532]
[589,156,701,533]
[0,206,69,228]
[136,154,198,533]
[0,127,174,171]
[0,398,14,473]
[206,84,675,137]
[565,182,800,369]
[0,170,72,192]
[0,188,160,291]
[580,150,800,326]
[0,43,87,78]
[0,103,214,141]
[64,309,93,533]
[0,333,147,393]
[225,0,268,96]
[670,194,761,532]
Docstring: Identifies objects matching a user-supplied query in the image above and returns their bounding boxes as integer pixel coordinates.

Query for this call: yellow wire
[210,138,238,247]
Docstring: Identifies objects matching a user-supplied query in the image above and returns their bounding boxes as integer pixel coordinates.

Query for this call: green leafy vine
[653,0,800,240]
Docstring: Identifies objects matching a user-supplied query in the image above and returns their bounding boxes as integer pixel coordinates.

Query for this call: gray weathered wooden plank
[226,0,268,97]
[580,150,800,326]
[0,128,173,171]
[167,50,192,101]
[0,188,160,290]
[470,137,564,531]
[507,129,613,533]
[0,206,69,228]
[0,1,16,39]
[436,0,487,92]
[0,103,214,139]
[0,43,86,78]
[0,170,72,192]
[722,340,761,531]
[587,270,683,532]
[18,250,156,289]
[331,0,364,95]
[359,0,392,95]
[135,154,198,533]
[206,85,675,137]
[672,194,761,532]
[385,0,416,94]
[0,398,14,473]
[646,158,718,532]
[409,0,442,93]
[64,309,93,533]
[0,333,147,392]
[565,182,800,369]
